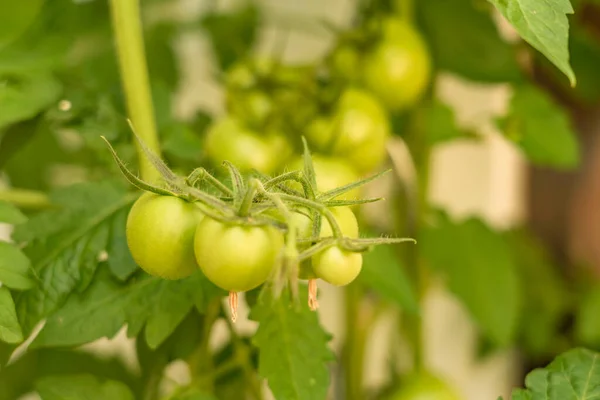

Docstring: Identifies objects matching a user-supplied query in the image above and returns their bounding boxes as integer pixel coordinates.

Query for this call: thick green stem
[0,189,52,209]
[238,185,257,217]
[402,105,432,372]
[109,0,161,182]
[344,284,365,400]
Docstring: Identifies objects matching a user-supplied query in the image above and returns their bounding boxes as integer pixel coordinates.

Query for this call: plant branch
[0,189,52,209]
[109,0,161,182]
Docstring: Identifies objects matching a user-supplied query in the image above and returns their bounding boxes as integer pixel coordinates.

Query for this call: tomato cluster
[126,192,364,289]
[121,12,430,318]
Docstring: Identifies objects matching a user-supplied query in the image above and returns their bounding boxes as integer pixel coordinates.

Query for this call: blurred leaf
[36,374,134,400]
[0,348,141,400]
[497,84,579,169]
[146,23,178,89]
[1,121,74,191]
[0,0,45,49]
[0,242,34,290]
[12,181,134,334]
[31,268,221,349]
[509,348,600,399]
[507,229,570,357]
[417,0,522,82]
[0,201,26,224]
[488,0,575,85]
[162,123,204,163]
[0,287,22,344]
[357,241,418,313]
[250,288,334,400]
[106,208,137,281]
[576,284,600,347]
[422,99,472,146]
[421,213,521,346]
[201,4,260,70]
[170,389,218,400]
[0,70,62,129]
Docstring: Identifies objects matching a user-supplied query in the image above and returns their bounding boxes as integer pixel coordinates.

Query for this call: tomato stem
[108,0,162,182]
[238,185,257,217]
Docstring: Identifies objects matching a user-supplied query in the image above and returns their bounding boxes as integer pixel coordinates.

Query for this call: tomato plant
[126,192,204,280]
[0,1,598,400]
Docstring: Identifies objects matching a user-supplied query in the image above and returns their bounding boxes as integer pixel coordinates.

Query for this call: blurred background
[1,0,600,399]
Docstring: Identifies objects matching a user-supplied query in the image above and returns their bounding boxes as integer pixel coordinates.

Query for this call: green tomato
[204,117,292,174]
[126,193,203,280]
[362,18,431,111]
[312,206,362,286]
[226,89,274,128]
[388,372,462,400]
[286,155,361,200]
[320,206,359,238]
[312,247,362,286]
[194,217,284,292]
[305,88,390,173]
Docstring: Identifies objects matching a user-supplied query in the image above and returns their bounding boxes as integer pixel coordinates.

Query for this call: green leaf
[417,0,522,82]
[0,287,23,344]
[201,4,260,70]
[0,70,62,129]
[0,348,142,400]
[0,242,34,290]
[511,348,600,399]
[250,288,334,400]
[497,84,579,169]
[170,389,218,400]
[31,268,220,349]
[506,229,570,357]
[422,99,472,146]
[0,0,44,49]
[487,0,576,85]
[13,181,135,334]
[421,213,521,346]
[106,208,137,281]
[162,123,205,163]
[576,285,600,347]
[357,241,418,313]
[0,201,26,224]
[36,374,134,400]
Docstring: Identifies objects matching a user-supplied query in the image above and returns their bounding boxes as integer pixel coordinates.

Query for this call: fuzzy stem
[109,0,161,182]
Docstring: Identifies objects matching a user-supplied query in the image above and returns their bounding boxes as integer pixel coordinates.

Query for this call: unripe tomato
[320,206,359,238]
[204,117,292,174]
[305,88,390,173]
[312,247,362,286]
[387,372,462,400]
[312,206,362,286]
[362,18,431,111]
[226,89,274,128]
[194,218,284,292]
[126,193,203,280]
[286,155,361,200]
